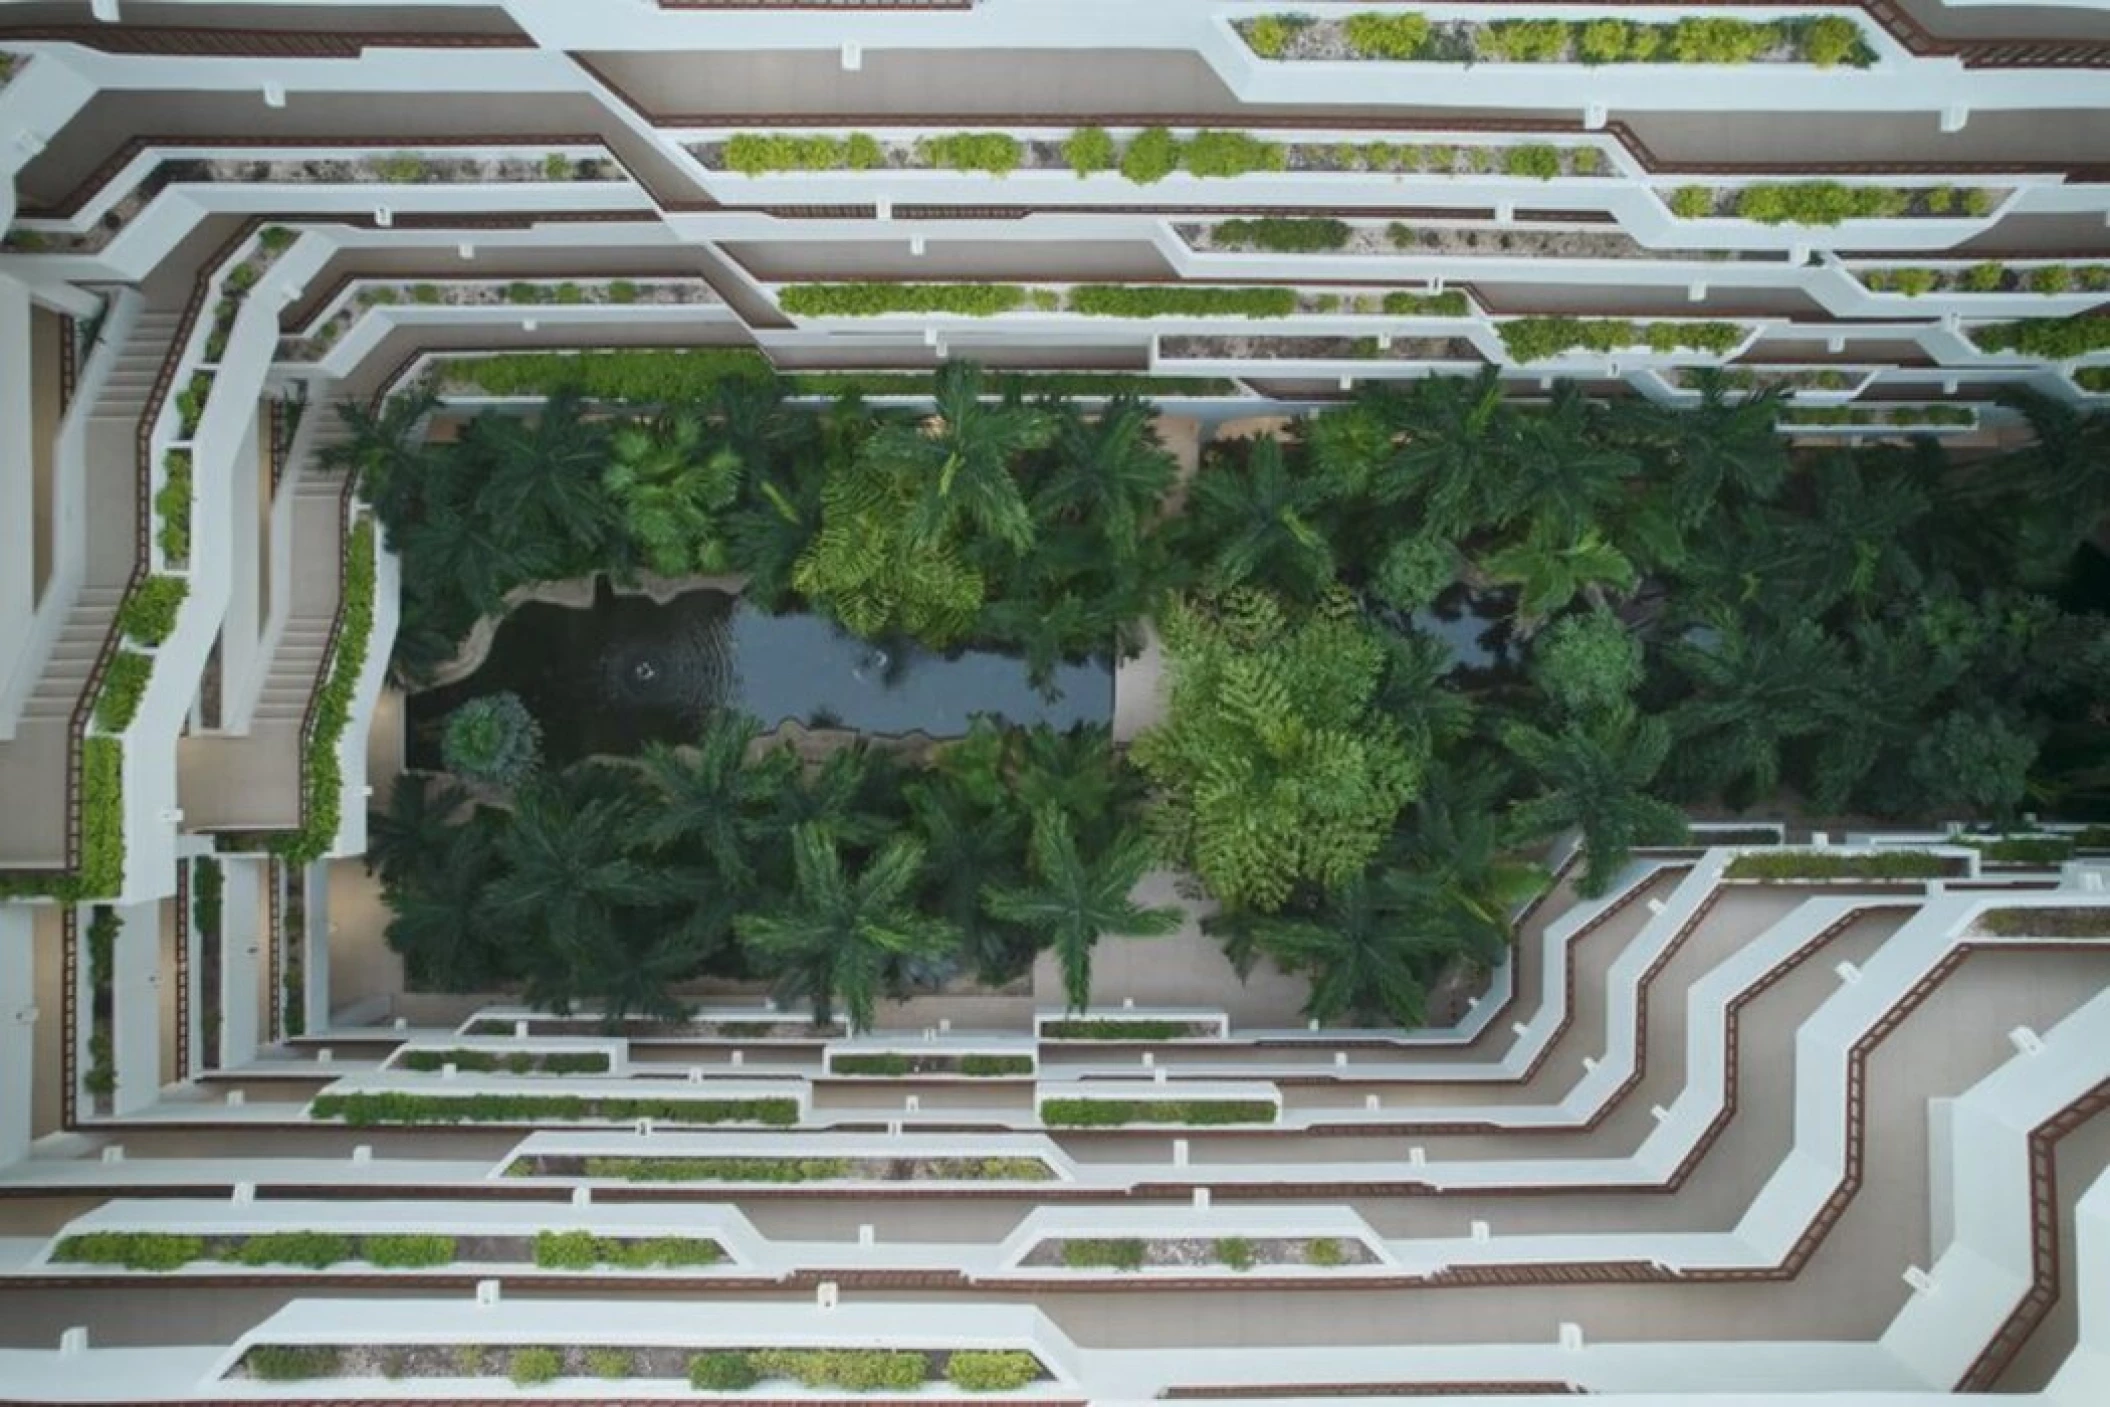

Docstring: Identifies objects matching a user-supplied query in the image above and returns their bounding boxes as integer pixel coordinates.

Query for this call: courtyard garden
[345,361,2110,1033]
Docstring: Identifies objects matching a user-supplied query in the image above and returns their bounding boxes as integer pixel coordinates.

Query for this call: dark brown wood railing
[0,24,528,58]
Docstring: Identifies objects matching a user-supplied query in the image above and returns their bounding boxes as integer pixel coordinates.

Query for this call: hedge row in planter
[118,575,189,646]
[829,1053,1035,1076]
[692,1349,1042,1393]
[54,1231,457,1271]
[93,650,153,733]
[779,283,1300,319]
[273,517,375,863]
[1670,182,1994,225]
[1974,316,2110,360]
[1211,217,1353,252]
[1861,263,2110,297]
[1069,285,1298,318]
[155,450,192,565]
[1040,1098,1278,1126]
[531,1230,724,1270]
[1779,405,1976,428]
[572,1154,1054,1183]
[396,1048,610,1075]
[1980,908,2110,937]
[1723,850,1958,880]
[308,1091,801,1126]
[723,132,885,176]
[778,284,1040,318]
[1040,1019,1211,1040]
[1497,318,1745,362]
[442,349,1238,401]
[1964,834,2076,865]
[914,132,1022,175]
[1243,12,1874,67]
[0,740,125,901]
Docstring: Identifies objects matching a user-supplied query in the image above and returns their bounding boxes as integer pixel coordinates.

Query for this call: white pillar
[110,903,160,1115]
[0,909,35,1166]
[219,860,263,1067]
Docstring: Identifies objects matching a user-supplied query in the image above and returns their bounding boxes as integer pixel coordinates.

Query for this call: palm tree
[520,904,717,1028]
[907,778,1032,985]
[603,411,743,575]
[1615,371,1788,527]
[1666,616,1852,804]
[1031,395,1178,545]
[750,743,897,884]
[1238,870,1468,1028]
[983,809,1181,1012]
[861,360,1055,552]
[400,502,559,620]
[1390,369,1512,535]
[366,773,467,890]
[1479,525,1639,632]
[1489,385,1639,542]
[1501,705,1688,896]
[1010,723,1140,852]
[463,391,617,560]
[383,822,507,992]
[737,826,958,1031]
[638,713,774,889]
[1389,761,1547,959]
[1178,434,1336,599]
[326,387,440,539]
[1781,453,1929,614]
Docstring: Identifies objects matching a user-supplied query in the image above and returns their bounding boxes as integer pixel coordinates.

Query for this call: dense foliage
[360,363,2110,1030]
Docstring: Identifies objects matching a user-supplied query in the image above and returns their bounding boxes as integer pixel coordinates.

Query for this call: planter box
[1034,1010,1230,1042]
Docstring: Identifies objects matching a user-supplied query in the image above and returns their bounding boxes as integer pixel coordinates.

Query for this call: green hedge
[396,1048,610,1074]
[1211,218,1352,253]
[1963,835,2074,865]
[1779,405,1976,428]
[914,132,1021,176]
[1040,1019,1201,1040]
[1060,1237,1146,1270]
[1980,908,2110,937]
[960,1054,1036,1076]
[77,737,126,899]
[581,1155,855,1182]
[752,1349,928,1391]
[118,575,188,645]
[1723,850,1957,880]
[779,284,1030,318]
[155,450,192,564]
[829,1052,1034,1076]
[54,1232,204,1271]
[1498,317,1745,362]
[1257,13,1874,67]
[1974,317,2110,359]
[532,1230,723,1270]
[309,1091,800,1127]
[510,1348,562,1387]
[1063,126,1116,176]
[273,517,375,863]
[1069,285,1297,318]
[1040,1098,1277,1126]
[94,650,153,733]
[56,1231,459,1271]
[945,1352,1043,1391]
[722,133,885,176]
[1381,290,1470,317]
[237,1231,353,1268]
[359,1234,455,1268]
[248,1346,340,1382]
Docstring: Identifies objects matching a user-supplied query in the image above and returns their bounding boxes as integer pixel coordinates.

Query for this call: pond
[407,580,1114,768]
[1398,583,1521,683]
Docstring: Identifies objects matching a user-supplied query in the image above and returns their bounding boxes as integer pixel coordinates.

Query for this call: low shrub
[360,1234,455,1268]
[1062,126,1116,176]
[1217,1236,1256,1271]
[119,575,189,645]
[1119,127,1183,185]
[1482,18,1571,62]
[1498,317,1743,362]
[583,1155,853,1183]
[237,1231,352,1269]
[1669,186,1717,219]
[690,1351,760,1391]
[1966,835,2074,865]
[1067,286,1296,318]
[779,284,1029,317]
[1210,218,1351,253]
[959,1054,1035,1076]
[510,1347,562,1387]
[723,133,883,176]
[53,1232,203,1271]
[1723,850,1957,880]
[1343,11,1432,60]
[1381,290,1469,317]
[1040,1098,1277,1126]
[1061,1238,1146,1271]
[830,1053,911,1076]
[1973,317,2110,359]
[156,450,193,563]
[587,1348,633,1380]
[1241,14,1307,59]
[1798,15,1871,66]
[1305,1237,1345,1266]
[1040,1019,1198,1040]
[248,1345,340,1382]
[440,691,542,788]
[914,132,1021,176]
[77,738,125,899]
[174,372,213,437]
[1181,130,1286,178]
[94,650,153,733]
[542,1051,611,1074]
[1734,181,1910,225]
[1980,908,2110,937]
[1502,144,1563,180]
[533,1230,724,1270]
[309,1091,799,1127]
[2029,264,2075,294]
[945,1351,1042,1391]
[271,517,375,864]
[751,1349,928,1391]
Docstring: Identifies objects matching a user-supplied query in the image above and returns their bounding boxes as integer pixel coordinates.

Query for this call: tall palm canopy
[983,809,1181,1012]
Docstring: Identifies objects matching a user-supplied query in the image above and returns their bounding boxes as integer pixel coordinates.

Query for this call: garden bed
[51,1230,723,1273]
[1021,1235,1374,1271]
[511,1153,1056,1183]
[1238,13,1875,67]
[465,1015,844,1040]
[1722,850,1964,880]
[1856,263,2110,298]
[1039,1098,1278,1127]
[1038,1019,1223,1041]
[308,1092,799,1127]
[1182,219,1739,263]
[231,1345,1048,1391]
[1977,908,2110,938]
[827,1053,1034,1077]
[279,278,717,362]
[1665,182,2003,224]
[392,1048,612,1075]
[1159,335,1480,363]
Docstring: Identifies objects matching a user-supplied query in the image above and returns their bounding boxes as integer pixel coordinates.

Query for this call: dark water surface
[408,580,1113,766]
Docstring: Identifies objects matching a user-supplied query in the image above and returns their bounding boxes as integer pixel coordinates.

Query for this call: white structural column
[218,859,264,1068]
[301,860,330,1037]
[0,274,34,680]
[108,901,160,1115]
[0,906,36,1166]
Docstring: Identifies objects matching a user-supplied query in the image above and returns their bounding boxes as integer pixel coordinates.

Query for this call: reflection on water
[1403,583,1519,680]
[408,580,1113,767]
